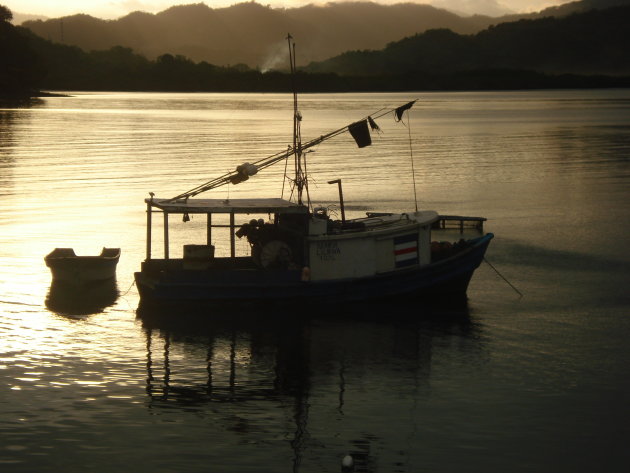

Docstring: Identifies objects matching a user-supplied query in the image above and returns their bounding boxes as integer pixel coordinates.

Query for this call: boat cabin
[143,197,438,283]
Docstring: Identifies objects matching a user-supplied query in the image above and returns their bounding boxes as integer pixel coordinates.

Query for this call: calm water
[1,90,629,472]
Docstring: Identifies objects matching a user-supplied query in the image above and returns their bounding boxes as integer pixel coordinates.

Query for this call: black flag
[394,100,417,122]
[348,119,372,148]
[368,116,380,132]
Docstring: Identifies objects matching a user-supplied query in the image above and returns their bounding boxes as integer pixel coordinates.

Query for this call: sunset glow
[6,0,573,20]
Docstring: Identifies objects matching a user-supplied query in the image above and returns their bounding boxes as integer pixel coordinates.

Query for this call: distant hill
[4,11,628,95]
[22,0,630,69]
[305,5,630,77]
[10,0,630,95]
[505,0,630,20]
[20,2,497,68]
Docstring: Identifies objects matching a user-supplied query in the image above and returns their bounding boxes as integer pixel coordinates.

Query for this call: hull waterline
[134,234,493,310]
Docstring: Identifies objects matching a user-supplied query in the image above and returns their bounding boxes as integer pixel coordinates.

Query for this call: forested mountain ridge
[504,0,630,20]
[18,2,503,68]
[3,2,630,98]
[20,1,630,70]
[305,5,630,76]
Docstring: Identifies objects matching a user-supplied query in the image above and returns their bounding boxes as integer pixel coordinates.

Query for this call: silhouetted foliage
[1,4,12,22]
[6,3,630,96]
[20,0,630,70]
[306,5,630,77]
[19,2,496,68]
[0,5,45,99]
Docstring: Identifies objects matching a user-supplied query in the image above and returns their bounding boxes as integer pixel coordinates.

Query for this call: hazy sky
[6,0,572,19]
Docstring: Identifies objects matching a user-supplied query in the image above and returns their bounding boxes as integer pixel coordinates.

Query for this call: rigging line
[281,145,290,198]
[288,176,296,201]
[169,145,296,201]
[407,110,419,212]
[483,257,523,298]
[370,106,388,118]
[255,101,410,170]
[303,150,312,211]
[167,101,418,201]
[167,153,286,202]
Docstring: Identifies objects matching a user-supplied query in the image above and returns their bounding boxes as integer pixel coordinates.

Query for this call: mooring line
[119,279,137,298]
[483,257,523,298]
[116,279,138,312]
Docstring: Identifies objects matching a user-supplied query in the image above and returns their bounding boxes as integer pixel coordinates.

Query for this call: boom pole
[165,96,418,203]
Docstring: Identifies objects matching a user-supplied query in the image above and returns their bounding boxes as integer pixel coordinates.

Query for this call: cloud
[6,0,574,21]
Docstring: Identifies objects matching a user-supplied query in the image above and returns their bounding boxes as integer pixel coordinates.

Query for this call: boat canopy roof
[147,197,309,215]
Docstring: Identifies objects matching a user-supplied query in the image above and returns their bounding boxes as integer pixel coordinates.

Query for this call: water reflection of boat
[134,36,492,308]
[138,302,477,400]
[137,303,478,471]
[44,247,120,283]
[45,278,119,316]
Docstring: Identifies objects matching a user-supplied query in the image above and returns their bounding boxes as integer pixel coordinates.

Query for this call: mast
[287,34,308,207]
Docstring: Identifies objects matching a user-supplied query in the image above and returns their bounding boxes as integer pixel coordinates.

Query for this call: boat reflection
[137,302,480,471]
[45,279,119,317]
[137,300,477,404]
[137,302,479,471]
[140,314,310,404]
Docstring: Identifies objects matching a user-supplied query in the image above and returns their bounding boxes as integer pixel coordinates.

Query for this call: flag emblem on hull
[394,233,418,268]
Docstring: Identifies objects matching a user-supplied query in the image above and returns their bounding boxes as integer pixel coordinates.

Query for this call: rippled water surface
[1,90,630,472]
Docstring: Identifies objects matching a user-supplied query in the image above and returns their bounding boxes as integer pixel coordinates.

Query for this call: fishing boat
[45,247,120,283]
[134,35,493,309]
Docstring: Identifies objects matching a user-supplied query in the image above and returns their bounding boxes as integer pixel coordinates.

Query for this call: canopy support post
[163,212,169,259]
[328,179,346,222]
[230,212,235,258]
[146,202,152,260]
[207,213,212,246]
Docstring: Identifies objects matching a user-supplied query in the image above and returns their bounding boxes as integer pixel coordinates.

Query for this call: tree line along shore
[2,3,629,100]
